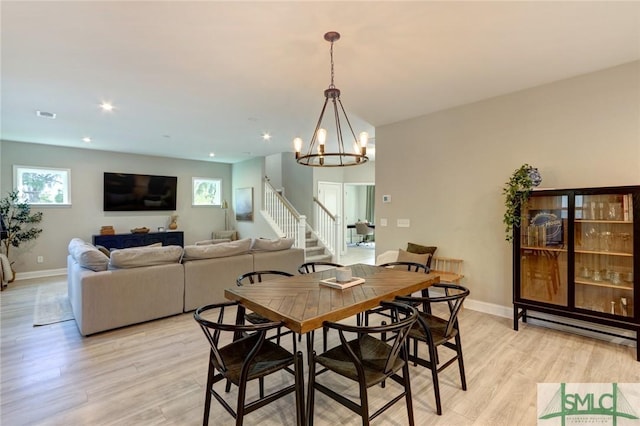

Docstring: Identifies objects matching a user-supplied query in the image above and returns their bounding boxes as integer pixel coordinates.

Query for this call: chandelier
[294,32,369,167]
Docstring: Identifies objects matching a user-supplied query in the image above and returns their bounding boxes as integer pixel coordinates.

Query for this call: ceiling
[2,1,639,164]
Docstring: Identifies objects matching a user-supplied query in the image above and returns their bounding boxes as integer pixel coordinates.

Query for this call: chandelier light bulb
[293,137,303,159]
[317,128,327,146]
[359,132,369,148]
[293,137,302,152]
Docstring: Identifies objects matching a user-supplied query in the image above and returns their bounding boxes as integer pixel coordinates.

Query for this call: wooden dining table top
[224,264,440,334]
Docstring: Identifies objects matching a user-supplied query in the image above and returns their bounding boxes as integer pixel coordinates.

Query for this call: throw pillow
[406,242,437,268]
[251,237,294,252]
[183,238,252,260]
[397,249,431,269]
[195,239,231,246]
[95,245,111,258]
[212,230,238,241]
[109,245,184,269]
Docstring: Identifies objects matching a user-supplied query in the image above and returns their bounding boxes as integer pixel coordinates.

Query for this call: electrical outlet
[37,256,44,264]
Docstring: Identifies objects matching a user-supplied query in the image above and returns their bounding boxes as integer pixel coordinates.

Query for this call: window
[192,177,222,206]
[13,165,71,205]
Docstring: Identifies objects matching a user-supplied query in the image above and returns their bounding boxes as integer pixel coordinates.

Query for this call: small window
[13,165,71,205]
[192,177,222,206]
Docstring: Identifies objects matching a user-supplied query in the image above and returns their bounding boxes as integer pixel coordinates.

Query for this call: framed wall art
[235,187,253,221]
[192,177,222,206]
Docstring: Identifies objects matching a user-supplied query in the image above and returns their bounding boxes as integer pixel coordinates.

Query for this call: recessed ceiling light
[262,133,271,141]
[209,152,215,157]
[82,137,92,143]
[36,110,56,119]
[100,102,114,112]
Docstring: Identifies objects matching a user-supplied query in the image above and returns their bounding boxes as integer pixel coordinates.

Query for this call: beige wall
[376,61,640,309]
[1,142,232,274]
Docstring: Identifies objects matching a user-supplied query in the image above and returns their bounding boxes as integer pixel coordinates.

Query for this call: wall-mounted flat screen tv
[104,172,177,211]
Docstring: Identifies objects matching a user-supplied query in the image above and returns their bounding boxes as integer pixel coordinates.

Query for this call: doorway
[344,183,375,249]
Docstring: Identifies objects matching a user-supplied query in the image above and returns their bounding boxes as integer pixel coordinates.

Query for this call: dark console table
[92,231,184,250]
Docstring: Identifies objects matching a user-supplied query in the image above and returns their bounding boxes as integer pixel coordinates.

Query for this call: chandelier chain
[329,40,335,89]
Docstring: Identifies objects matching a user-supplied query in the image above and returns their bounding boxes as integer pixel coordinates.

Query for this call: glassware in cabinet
[518,194,569,306]
[574,192,634,317]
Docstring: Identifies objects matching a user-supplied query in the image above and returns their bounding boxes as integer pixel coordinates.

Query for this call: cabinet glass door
[574,193,634,317]
[519,194,569,306]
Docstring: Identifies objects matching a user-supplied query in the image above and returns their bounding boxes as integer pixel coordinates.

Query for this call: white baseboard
[14,268,67,281]
[464,298,512,319]
[464,297,636,347]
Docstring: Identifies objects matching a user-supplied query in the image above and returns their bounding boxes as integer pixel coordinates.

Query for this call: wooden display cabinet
[512,186,639,360]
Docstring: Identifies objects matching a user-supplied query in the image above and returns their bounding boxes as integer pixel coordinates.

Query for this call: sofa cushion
[195,238,231,246]
[397,248,431,268]
[183,238,252,260]
[251,237,294,252]
[68,238,109,272]
[109,245,184,269]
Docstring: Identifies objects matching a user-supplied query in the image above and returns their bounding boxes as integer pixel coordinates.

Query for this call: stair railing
[313,197,341,263]
[263,179,306,249]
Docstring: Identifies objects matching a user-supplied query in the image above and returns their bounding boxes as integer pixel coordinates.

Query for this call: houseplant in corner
[502,164,541,242]
[0,190,44,284]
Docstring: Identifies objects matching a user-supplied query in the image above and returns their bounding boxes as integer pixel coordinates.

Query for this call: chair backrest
[355,222,373,235]
[323,301,418,375]
[298,261,343,274]
[430,257,463,275]
[236,270,293,286]
[193,301,283,374]
[379,261,429,273]
[397,283,469,338]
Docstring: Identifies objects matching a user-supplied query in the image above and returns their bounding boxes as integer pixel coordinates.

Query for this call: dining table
[224,263,440,335]
[224,263,441,424]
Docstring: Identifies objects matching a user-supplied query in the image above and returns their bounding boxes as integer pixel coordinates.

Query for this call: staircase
[304,231,332,263]
[262,177,341,263]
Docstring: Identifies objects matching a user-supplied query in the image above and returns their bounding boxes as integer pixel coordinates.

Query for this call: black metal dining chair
[194,301,304,426]
[307,301,418,426]
[297,261,343,274]
[395,283,470,415]
[236,270,295,347]
[364,262,429,326]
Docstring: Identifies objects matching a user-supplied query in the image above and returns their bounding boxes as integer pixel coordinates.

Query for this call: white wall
[375,61,640,308]
[231,156,279,240]
[265,153,283,190]
[1,141,232,273]
[282,152,314,219]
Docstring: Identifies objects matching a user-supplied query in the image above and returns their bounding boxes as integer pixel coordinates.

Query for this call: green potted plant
[0,190,44,283]
[503,164,541,242]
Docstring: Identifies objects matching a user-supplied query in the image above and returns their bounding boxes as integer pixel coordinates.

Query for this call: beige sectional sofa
[67,237,305,336]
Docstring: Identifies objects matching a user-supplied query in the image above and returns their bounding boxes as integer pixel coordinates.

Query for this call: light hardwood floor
[1,275,638,426]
